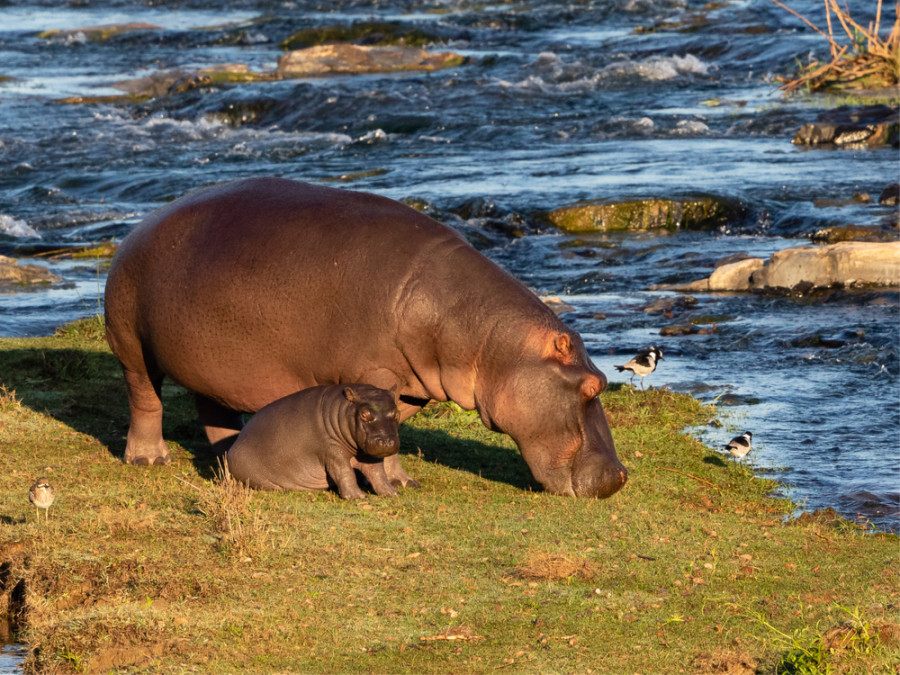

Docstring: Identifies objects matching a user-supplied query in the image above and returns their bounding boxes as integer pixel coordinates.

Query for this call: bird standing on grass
[615,346,663,390]
[725,432,753,461]
[28,477,55,521]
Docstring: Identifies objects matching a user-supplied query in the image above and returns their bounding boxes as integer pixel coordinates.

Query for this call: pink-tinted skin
[104,178,627,498]
[226,384,400,500]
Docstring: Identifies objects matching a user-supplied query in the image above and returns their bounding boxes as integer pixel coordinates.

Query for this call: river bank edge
[0,319,897,674]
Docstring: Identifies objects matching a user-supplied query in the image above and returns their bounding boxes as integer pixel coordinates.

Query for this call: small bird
[615,346,663,389]
[28,478,55,521]
[724,431,753,461]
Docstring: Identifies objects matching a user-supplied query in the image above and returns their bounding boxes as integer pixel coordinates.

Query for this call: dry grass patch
[771,0,900,92]
[515,552,598,581]
[190,458,268,558]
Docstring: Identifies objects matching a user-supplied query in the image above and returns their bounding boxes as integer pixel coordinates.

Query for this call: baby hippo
[226,384,400,499]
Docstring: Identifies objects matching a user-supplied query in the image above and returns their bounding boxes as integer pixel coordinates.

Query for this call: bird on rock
[615,346,663,390]
[28,477,55,521]
[725,431,753,461]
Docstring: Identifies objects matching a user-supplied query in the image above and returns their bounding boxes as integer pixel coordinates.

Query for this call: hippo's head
[479,331,626,498]
[344,385,400,458]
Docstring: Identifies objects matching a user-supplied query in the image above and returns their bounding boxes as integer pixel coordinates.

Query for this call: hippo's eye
[360,409,374,422]
[390,410,400,421]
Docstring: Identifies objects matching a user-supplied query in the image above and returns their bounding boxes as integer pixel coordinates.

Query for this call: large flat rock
[276,44,465,78]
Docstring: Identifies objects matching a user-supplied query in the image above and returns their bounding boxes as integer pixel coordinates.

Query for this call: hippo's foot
[350,458,399,497]
[337,484,368,500]
[124,438,171,466]
[383,455,420,489]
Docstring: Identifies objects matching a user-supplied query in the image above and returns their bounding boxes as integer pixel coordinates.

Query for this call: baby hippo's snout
[365,434,399,458]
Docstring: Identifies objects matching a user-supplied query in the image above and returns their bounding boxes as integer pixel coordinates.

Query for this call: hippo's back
[105,178,471,412]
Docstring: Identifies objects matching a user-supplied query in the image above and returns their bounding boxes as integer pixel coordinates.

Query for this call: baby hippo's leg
[351,457,399,497]
[324,453,367,500]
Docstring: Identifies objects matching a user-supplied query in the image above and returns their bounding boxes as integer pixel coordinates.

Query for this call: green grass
[0,318,897,674]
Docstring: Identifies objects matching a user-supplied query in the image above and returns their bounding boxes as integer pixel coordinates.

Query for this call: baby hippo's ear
[343,386,359,403]
[388,383,399,397]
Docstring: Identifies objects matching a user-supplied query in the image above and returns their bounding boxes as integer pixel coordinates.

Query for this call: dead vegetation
[191,457,268,557]
[771,0,900,93]
[515,552,597,581]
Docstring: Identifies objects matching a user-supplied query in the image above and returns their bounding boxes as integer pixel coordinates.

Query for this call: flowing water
[1,0,898,541]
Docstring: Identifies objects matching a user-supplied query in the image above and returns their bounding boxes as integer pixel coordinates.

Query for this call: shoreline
[0,320,897,673]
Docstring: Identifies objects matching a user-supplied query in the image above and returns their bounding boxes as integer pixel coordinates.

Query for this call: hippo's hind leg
[120,366,171,466]
[195,395,244,453]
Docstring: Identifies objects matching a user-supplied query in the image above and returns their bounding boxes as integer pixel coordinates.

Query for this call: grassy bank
[0,320,897,674]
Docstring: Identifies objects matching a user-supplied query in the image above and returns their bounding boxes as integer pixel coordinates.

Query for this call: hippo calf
[226,384,400,499]
[105,177,627,498]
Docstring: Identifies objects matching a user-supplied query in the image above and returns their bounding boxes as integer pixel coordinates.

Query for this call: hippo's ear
[343,386,359,403]
[546,332,578,366]
[388,383,398,397]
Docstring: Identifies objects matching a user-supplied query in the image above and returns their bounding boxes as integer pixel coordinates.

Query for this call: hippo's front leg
[351,458,399,497]
[325,454,367,500]
[383,455,420,489]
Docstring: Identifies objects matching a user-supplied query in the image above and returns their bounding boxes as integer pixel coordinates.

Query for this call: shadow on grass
[399,425,538,492]
[0,346,217,478]
[703,454,728,467]
[0,344,537,492]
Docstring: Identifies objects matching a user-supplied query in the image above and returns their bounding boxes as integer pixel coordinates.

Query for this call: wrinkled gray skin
[226,384,400,499]
[104,177,627,498]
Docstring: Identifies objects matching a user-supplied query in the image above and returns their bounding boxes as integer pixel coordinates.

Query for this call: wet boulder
[708,258,764,291]
[662,242,900,293]
[793,105,899,147]
[276,44,465,78]
[750,241,900,290]
[0,255,61,287]
[541,195,745,233]
[879,183,899,206]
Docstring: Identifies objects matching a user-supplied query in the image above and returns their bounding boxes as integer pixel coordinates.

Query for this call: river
[1,0,897,540]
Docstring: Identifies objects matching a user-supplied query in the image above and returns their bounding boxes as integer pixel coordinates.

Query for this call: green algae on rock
[37,23,162,42]
[542,195,745,233]
[280,22,441,50]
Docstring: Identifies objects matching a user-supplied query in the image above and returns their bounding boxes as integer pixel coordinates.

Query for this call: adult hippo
[104,177,627,498]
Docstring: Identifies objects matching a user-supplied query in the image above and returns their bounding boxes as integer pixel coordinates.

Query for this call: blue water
[0,0,898,537]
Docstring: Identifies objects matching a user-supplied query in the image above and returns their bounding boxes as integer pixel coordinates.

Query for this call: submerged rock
[810,225,898,244]
[37,23,162,42]
[542,195,745,233]
[113,65,274,99]
[0,255,61,287]
[879,183,899,206]
[793,105,899,147]
[276,44,465,78]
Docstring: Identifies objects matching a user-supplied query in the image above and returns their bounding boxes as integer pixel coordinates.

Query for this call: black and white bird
[615,346,663,389]
[28,477,55,521]
[724,431,753,461]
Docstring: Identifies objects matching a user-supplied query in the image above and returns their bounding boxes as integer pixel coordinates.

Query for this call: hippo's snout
[365,436,399,459]
[571,456,627,498]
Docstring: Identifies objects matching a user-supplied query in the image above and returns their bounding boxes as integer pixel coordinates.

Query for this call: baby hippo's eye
[359,409,374,423]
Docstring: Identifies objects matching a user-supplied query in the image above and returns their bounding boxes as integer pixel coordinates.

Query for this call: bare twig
[658,467,721,490]
[768,0,839,49]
